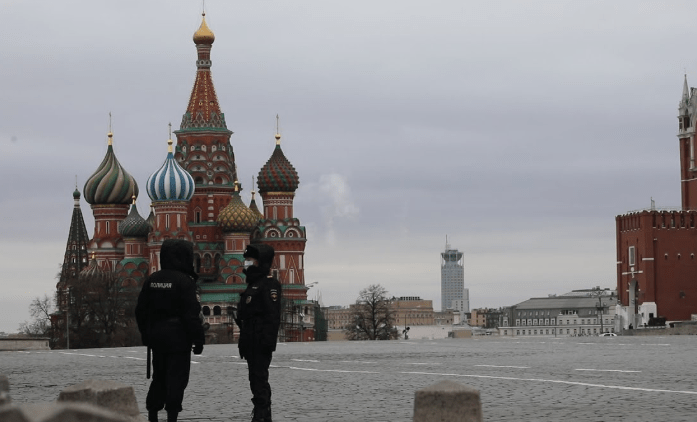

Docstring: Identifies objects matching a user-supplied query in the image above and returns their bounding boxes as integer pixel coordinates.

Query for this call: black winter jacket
[135,239,204,353]
[237,270,282,358]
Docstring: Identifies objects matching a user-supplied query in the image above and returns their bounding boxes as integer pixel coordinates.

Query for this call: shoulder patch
[270,289,278,301]
[151,282,172,289]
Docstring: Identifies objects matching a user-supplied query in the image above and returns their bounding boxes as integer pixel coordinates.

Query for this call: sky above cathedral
[0,1,692,332]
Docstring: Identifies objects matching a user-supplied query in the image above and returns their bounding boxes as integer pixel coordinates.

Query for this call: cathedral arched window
[213,306,221,316]
[202,306,210,316]
[194,208,202,223]
[201,145,207,152]
[204,254,212,268]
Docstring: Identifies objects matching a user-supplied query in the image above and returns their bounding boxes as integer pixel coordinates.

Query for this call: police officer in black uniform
[236,243,282,422]
[135,239,205,422]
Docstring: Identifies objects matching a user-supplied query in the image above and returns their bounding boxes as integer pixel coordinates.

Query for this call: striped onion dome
[147,138,195,202]
[84,132,139,205]
[257,133,299,193]
[118,196,151,238]
[217,184,260,232]
[79,255,112,284]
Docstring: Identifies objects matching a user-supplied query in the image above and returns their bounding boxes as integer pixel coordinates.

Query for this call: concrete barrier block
[57,379,144,421]
[413,380,482,422]
[0,402,130,422]
[0,374,11,406]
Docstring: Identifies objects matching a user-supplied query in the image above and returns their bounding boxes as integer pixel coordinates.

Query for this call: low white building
[498,289,618,337]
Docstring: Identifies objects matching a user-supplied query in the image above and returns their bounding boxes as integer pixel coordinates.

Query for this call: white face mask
[243,260,256,270]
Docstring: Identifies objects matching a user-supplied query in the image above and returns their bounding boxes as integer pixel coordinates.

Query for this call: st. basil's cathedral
[54,14,310,343]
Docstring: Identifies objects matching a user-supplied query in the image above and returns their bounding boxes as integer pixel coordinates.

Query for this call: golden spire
[275,114,281,145]
[193,11,215,44]
[107,112,113,146]
[132,194,137,205]
[251,176,256,197]
[167,123,174,153]
[234,180,240,192]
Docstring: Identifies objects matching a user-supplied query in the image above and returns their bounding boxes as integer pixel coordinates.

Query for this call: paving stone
[0,374,11,406]
[414,380,481,422]
[57,379,144,421]
[0,402,130,422]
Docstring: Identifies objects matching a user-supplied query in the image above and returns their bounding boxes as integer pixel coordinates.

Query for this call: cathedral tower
[146,136,196,274]
[83,130,139,270]
[256,129,307,301]
[173,13,237,280]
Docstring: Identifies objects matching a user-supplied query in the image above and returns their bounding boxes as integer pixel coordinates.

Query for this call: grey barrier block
[57,379,145,421]
[0,374,10,406]
[413,380,482,422]
[0,402,130,422]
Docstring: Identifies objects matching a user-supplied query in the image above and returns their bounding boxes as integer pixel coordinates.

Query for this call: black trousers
[146,351,191,413]
[246,350,273,407]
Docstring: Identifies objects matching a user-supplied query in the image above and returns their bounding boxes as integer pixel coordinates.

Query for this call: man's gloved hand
[193,343,203,355]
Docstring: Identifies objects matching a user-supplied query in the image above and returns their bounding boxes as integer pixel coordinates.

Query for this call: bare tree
[344,284,399,340]
[19,295,55,342]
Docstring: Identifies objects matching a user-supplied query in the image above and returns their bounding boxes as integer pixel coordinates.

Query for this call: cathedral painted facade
[54,14,308,342]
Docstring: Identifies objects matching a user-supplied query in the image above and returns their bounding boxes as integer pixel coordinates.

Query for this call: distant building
[499,289,617,337]
[614,76,697,327]
[468,308,504,329]
[325,305,353,330]
[434,309,461,325]
[441,242,469,313]
[393,297,434,327]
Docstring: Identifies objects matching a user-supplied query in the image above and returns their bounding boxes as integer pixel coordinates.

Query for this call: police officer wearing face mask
[135,239,205,422]
[236,243,282,422]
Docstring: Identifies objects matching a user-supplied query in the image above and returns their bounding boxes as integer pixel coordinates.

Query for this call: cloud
[301,173,359,245]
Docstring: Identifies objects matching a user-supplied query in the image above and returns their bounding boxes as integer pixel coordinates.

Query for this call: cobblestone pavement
[2,336,697,421]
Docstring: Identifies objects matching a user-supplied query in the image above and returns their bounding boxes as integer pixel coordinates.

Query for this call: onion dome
[118,196,151,238]
[147,137,195,202]
[193,12,215,45]
[73,188,81,200]
[257,133,299,193]
[249,190,264,219]
[146,205,155,227]
[79,255,112,284]
[217,182,260,232]
[84,131,139,205]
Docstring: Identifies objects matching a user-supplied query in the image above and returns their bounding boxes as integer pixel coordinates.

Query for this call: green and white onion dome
[84,132,139,205]
[146,139,195,202]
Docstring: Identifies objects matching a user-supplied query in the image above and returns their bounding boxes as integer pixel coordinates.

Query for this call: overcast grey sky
[0,1,692,332]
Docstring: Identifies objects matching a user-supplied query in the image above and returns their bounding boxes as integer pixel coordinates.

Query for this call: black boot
[167,411,178,422]
[148,410,158,422]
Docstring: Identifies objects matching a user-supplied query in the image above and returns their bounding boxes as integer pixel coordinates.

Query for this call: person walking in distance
[236,243,282,422]
[135,239,205,422]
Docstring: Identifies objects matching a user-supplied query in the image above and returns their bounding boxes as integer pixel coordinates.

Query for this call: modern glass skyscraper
[441,242,469,313]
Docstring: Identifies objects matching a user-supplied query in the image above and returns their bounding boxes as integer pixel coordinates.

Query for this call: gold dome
[217,186,260,233]
[193,13,215,45]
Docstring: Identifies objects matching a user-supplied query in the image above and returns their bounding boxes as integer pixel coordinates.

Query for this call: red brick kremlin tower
[615,75,697,327]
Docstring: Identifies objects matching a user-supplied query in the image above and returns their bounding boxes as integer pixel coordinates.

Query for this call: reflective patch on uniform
[270,289,278,301]
[246,296,252,304]
[151,282,172,288]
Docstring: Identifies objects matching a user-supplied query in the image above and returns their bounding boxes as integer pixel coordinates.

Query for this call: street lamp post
[590,286,614,334]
